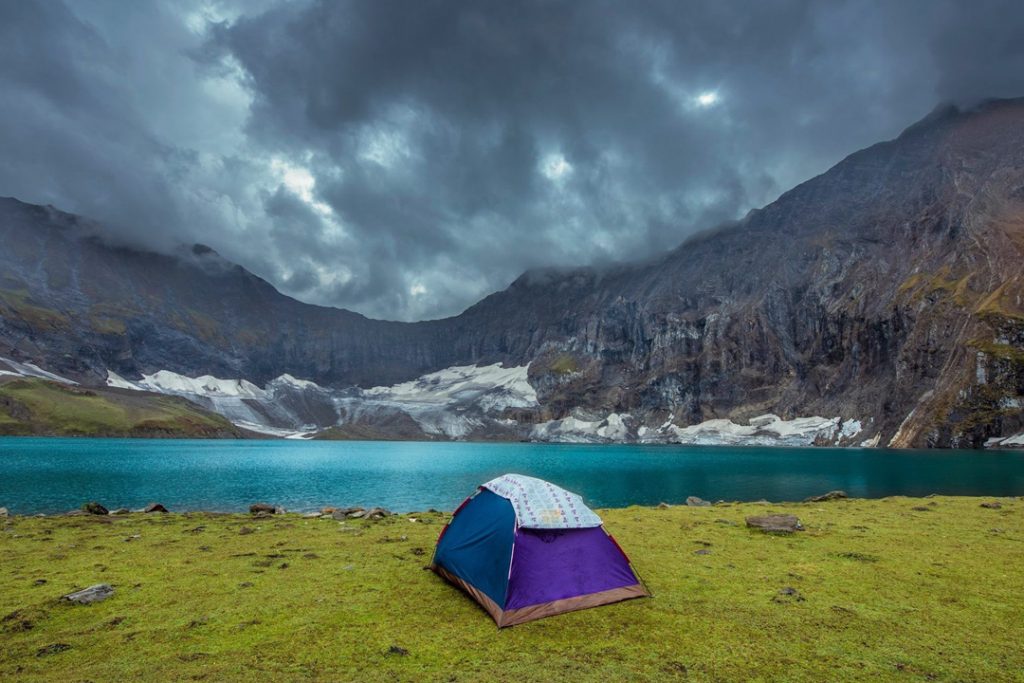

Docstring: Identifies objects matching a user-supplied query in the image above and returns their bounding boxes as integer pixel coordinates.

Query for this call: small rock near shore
[108,508,130,516]
[746,514,804,534]
[656,502,670,509]
[804,490,848,502]
[686,496,711,507]
[0,507,8,518]
[144,503,169,513]
[980,501,1002,509]
[249,503,276,515]
[82,502,109,515]
[62,584,114,605]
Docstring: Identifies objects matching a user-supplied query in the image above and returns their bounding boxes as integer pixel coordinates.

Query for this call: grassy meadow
[1,496,1022,682]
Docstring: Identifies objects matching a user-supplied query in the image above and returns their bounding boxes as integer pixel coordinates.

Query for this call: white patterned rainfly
[482,473,602,529]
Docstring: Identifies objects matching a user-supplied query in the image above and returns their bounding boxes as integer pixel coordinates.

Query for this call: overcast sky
[2,1,1023,321]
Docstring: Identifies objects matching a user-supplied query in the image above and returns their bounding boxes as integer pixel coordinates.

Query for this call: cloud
[1,0,1023,320]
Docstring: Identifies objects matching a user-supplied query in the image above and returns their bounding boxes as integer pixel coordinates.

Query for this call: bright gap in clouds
[270,157,334,217]
[695,91,719,107]
[540,153,573,181]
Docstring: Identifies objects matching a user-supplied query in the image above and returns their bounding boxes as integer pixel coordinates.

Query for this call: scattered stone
[274,506,286,515]
[82,502,108,516]
[185,526,206,534]
[656,502,670,509]
[124,534,141,542]
[198,546,212,552]
[238,582,253,588]
[694,549,712,555]
[910,506,932,512]
[62,583,114,605]
[980,501,1003,509]
[321,507,336,515]
[804,490,848,503]
[36,643,71,657]
[249,503,276,515]
[144,503,168,513]
[361,507,392,521]
[686,496,711,507]
[33,579,47,586]
[108,508,130,516]
[411,547,426,556]
[238,527,255,535]
[302,512,322,519]
[746,514,803,534]
[332,507,364,520]
[774,587,805,603]
[0,507,8,518]
[837,551,879,562]
[387,645,410,656]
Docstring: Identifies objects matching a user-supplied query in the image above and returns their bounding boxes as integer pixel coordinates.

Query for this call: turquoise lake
[1,438,1023,514]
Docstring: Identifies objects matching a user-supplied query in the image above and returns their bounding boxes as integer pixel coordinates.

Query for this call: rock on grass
[82,502,108,515]
[746,515,804,534]
[804,490,848,502]
[62,584,114,605]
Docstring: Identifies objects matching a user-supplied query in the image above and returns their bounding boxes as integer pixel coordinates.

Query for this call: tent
[430,473,649,627]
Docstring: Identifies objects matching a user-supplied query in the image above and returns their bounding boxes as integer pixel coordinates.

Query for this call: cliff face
[2,100,1024,447]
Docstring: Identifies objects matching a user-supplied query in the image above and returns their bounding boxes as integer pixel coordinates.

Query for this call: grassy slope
[0,378,244,438]
[1,498,1021,681]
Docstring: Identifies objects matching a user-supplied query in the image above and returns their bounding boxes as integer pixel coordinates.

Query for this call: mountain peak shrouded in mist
[2,97,1024,447]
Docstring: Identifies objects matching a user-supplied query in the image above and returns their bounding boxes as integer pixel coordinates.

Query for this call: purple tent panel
[506,527,640,609]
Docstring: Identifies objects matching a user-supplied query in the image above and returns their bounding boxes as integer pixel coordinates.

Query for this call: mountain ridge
[2,98,1024,446]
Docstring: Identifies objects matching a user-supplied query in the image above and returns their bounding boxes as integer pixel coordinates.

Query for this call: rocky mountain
[2,99,1024,447]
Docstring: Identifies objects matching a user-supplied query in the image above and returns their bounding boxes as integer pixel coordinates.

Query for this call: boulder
[656,502,670,509]
[238,527,254,535]
[62,584,114,605]
[82,502,108,516]
[301,512,322,519]
[249,503,276,515]
[686,496,711,507]
[746,514,804,534]
[144,503,169,513]
[108,508,130,516]
[362,507,392,521]
[332,507,364,520]
[804,490,848,502]
[980,501,1003,509]
[0,507,8,518]
[274,506,286,515]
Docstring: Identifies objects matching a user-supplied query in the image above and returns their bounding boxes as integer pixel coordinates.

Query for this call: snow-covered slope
[102,362,868,445]
[0,356,76,384]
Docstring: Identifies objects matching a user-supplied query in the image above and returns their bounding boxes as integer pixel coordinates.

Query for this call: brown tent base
[432,564,649,627]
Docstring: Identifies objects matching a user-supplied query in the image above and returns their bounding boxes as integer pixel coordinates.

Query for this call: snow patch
[0,356,76,384]
[138,371,267,399]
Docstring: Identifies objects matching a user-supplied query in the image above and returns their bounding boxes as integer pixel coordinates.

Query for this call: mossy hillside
[0,378,243,437]
[1,497,1022,682]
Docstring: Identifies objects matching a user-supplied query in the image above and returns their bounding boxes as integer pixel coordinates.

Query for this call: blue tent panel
[432,488,516,607]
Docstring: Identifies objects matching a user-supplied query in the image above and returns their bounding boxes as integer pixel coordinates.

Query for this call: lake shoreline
[3,492,1019,519]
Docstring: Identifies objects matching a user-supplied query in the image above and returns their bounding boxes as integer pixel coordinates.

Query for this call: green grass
[2,497,1022,681]
[0,378,243,437]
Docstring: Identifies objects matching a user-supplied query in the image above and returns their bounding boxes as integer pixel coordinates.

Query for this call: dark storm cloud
[2,1,1024,320]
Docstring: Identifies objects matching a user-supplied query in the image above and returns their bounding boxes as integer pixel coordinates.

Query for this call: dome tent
[430,474,649,627]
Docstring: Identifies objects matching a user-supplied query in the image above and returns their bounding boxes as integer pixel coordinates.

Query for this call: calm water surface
[1,438,1023,514]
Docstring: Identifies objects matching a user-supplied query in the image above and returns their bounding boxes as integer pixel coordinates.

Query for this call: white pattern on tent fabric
[481,474,602,529]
